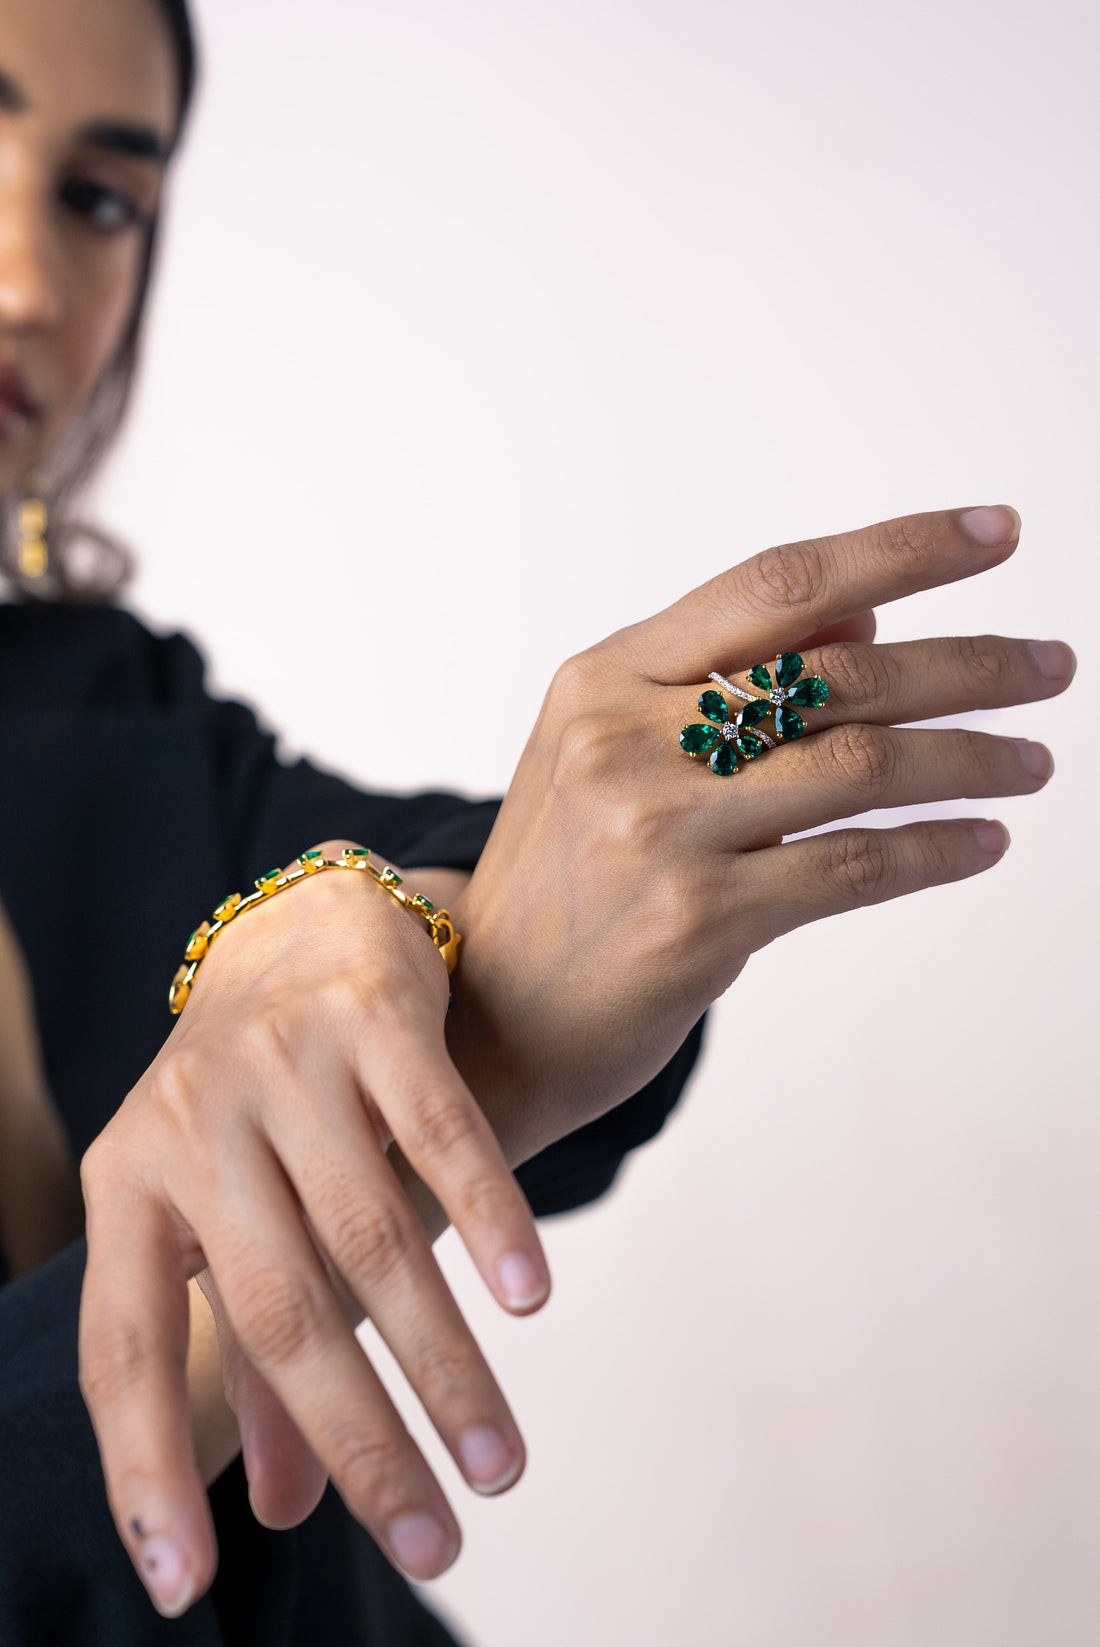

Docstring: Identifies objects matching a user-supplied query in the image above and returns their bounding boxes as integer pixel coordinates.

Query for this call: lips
[0,365,36,436]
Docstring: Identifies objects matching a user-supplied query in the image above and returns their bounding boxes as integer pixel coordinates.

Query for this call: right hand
[79,848,548,1618]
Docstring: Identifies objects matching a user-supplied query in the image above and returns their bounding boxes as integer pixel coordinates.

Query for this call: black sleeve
[203,704,706,1219]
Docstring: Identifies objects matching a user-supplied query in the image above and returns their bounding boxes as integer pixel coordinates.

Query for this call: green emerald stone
[697,689,727,724]
[775,652,803,688]
[680,722,721,754]
[738,699,769,728]
[709,741,739,776]
[775,705,805,740]
[737,731,765,759]
[787,675,829,707]
[748,664,772,690]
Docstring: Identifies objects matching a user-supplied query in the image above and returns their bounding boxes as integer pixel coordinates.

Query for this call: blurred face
[0,0,176,501]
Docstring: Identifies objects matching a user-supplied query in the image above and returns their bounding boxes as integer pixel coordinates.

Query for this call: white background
[94,2,1098,1643]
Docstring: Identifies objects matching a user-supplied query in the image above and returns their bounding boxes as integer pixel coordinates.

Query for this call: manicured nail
[497,1251,548,1309]
[139,1537,195,1618]
[388,1513,456,1579]
[1013,738,1053,780]
[459,1426,521,1494]
[973,820,1010,855]
[960,505,1021,546]
[1027,639,1076,680]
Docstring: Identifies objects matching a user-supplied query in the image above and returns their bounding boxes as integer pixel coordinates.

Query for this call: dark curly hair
[0,0,198,602]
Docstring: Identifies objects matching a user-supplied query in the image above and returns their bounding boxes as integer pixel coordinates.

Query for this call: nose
[0,167,65,334]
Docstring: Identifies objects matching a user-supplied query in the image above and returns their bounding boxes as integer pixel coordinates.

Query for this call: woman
[0,0,1074,1640]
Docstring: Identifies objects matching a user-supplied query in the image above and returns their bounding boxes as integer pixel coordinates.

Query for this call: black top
[0,603,703,1646]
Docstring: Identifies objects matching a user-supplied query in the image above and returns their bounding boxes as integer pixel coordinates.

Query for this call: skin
[0,0,1078,1627]
[0,0,173,494]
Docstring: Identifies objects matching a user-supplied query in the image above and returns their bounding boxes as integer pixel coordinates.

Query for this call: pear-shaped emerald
[787,675,828,707]
[748,664,772,690]
[775,652,804,688]
[698,690,728,723]
[774,705,805,740]
[738,699,769,728]
[681,722,721,755]
[709,741,739,776]
[737,731,765,759]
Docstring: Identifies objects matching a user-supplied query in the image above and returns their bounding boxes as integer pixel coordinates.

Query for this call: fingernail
[1013,738,1053,780]
[497,1251,548,1310]
[1027,639,1076,680]
[459,1426,521,1494]
[960,505,1021,546]
[139,1538,195,1618]
[388,1513,456,1579]
[973,820,1010,855]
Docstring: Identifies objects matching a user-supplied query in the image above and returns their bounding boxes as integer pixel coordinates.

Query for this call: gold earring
[17,485,48,579]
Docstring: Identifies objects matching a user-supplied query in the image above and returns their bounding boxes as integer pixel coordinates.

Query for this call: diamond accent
[720,721,738,740]
[769,687,785,705]
[708,671,755,704]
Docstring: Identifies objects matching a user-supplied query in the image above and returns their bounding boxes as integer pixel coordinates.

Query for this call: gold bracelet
[169,846,461,1016]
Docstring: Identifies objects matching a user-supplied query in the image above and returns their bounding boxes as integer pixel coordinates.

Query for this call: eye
[58,176,148,235]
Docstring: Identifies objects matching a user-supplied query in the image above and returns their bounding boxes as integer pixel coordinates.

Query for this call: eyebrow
[77,121,168,163]
[0,63,168,162]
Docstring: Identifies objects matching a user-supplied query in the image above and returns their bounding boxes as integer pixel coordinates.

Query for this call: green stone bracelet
[169,846,461,1016]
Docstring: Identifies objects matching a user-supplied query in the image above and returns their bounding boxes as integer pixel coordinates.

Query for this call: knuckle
[236,1012,297,1071]
[872,511,938,572]
[232,1266,326,1367]
[403,1090,479,1166]
[318,970,374,1027]
[599,789,666,855]
[79,1133,116,1194]
[328,1198,411,1288]
[825,831,895,904]
[410,1335,477,1406]
[821,721,898,798]
[450,1172,519,1237]
[956,633,1012,694]
[548,649,605,708]
[551,711,622,791]
[142,1050,211,1145]
[746,539,830,617]
[825,641,886,708]
[917,827,959,885]
[79,1314,158,1408]
[331,1423,406,1509]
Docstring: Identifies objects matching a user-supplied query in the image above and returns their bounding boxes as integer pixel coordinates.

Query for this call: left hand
[78,846,550,1618]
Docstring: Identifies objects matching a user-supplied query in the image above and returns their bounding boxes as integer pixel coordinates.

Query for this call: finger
[702,723,1052,848]
[267,1088,528,1499]
[78,1160,217,1619]
[195,1268,329,1530]
[733,816,1011,947]
[234,1352,330,1529]
[627,503,1021,683]
[716,634,1077,734]
[189,1133,465,1580]
[353,1017,550,1315]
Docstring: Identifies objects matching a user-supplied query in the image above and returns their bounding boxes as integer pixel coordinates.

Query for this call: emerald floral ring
[678,652,829,777]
